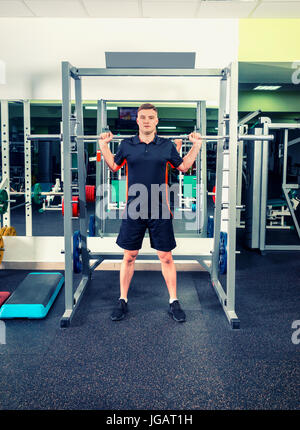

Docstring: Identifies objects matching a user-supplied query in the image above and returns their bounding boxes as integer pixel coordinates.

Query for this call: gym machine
[30,61,271,330]
[0,99,66,235]
[6,64,272,328]
[245,117,300,252]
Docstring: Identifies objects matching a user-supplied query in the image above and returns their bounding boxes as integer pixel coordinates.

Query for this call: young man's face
[136,109,159,135]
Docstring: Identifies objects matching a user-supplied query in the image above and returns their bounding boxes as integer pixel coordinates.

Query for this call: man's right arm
[98,132,120,172]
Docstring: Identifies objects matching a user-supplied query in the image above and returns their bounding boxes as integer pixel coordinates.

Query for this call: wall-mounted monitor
[119,107,138,121]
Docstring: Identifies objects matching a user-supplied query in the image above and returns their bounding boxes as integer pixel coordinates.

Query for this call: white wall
[0,17,239,101]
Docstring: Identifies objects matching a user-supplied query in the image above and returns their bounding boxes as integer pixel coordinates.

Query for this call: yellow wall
[239,19,300,61]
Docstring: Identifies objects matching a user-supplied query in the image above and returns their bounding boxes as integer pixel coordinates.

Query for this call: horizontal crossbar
[71,67,226,78]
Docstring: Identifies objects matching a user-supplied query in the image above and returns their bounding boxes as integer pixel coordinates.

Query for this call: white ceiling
[1,0,300,19]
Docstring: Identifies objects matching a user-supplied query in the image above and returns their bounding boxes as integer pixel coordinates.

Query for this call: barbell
[25,133,275,142]
[0,184,96,216]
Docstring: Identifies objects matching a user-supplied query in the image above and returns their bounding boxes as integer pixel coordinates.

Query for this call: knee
[158,251,173,265]
[123,250,139,264]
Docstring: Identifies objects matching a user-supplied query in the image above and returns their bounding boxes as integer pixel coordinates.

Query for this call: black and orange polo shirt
[114,134,183,219]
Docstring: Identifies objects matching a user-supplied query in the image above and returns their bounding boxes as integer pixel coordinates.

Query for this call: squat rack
[0,100,32,235]
[27,61,273,329]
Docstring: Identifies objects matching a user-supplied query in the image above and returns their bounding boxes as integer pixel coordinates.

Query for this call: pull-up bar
[71,67,226,78]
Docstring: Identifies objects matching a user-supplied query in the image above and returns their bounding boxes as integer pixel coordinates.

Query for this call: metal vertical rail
[226,61,239,327]
[102,100,108,236]
[211,75,227,282]
[60,120,64,183]
[195,102,201,234]
[61,61,74,326]
[282,129,288,188]
[259,119,270,252]
[75,78,90,277]
[196,101,207,237]
[0,100,10,227]
[250,127,264,249]
[23,100,32,236]
[96,99,102,236]
[236,126,245,228]
[96,99,107,237]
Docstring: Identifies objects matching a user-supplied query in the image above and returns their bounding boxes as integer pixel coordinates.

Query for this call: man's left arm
[177,132,202,173]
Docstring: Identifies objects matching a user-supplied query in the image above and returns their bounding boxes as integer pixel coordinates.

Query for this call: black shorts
[116,217,177,252]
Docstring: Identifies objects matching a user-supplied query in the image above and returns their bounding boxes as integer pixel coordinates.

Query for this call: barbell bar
[25,133,275,142]
[77,134,275,142]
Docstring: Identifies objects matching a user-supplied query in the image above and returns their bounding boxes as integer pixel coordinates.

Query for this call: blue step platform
[0,272,64,319]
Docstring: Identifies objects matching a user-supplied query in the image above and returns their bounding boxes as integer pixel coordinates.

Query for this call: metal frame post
[196,100,207,237]
[23,100,32,236]
[0,100,10,227]
[259,118,271,252]
[75,78,90,277]
[96,99,107,237]
[225,62,239,326]
[61,61,74,326]
[211,74,227,283]
[237,126,245,228]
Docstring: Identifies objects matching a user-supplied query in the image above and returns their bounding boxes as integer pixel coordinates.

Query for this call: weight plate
[0,235,4,264]
[73,230,82,273]
[86,185,95,203]
[72,196,79,217]
[212,186,216,204]
[62,197,80,217]
[207,216,214,238]
[0,189,8,215]
[89,215,95,237]
[219,231,227,275]
[32,183,43,205]
[0,226,7,236]
[3,226,16,236]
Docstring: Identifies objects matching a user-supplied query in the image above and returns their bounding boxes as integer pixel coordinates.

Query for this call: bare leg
[119,249,139,300]
[157,250,177,300]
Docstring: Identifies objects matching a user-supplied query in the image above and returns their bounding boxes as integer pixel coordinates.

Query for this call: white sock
[120,297,128,303]
[169,298,178,304]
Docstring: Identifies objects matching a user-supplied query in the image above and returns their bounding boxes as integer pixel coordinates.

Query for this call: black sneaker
[168,300,186,322]
[111,299,128,321]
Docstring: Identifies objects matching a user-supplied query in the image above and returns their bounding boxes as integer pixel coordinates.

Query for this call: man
[99,103,202,322]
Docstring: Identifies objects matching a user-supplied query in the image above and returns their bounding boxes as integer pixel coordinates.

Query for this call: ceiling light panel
[83,0,140,18]
[253,85,282,90]
[197,1,257,18]
[252,1,300,18]
[0,0,33,17]
[24,0,87,17]
[142,1,198,19]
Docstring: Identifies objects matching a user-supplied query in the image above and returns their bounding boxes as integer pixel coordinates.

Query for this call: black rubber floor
[0,233,299,410]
